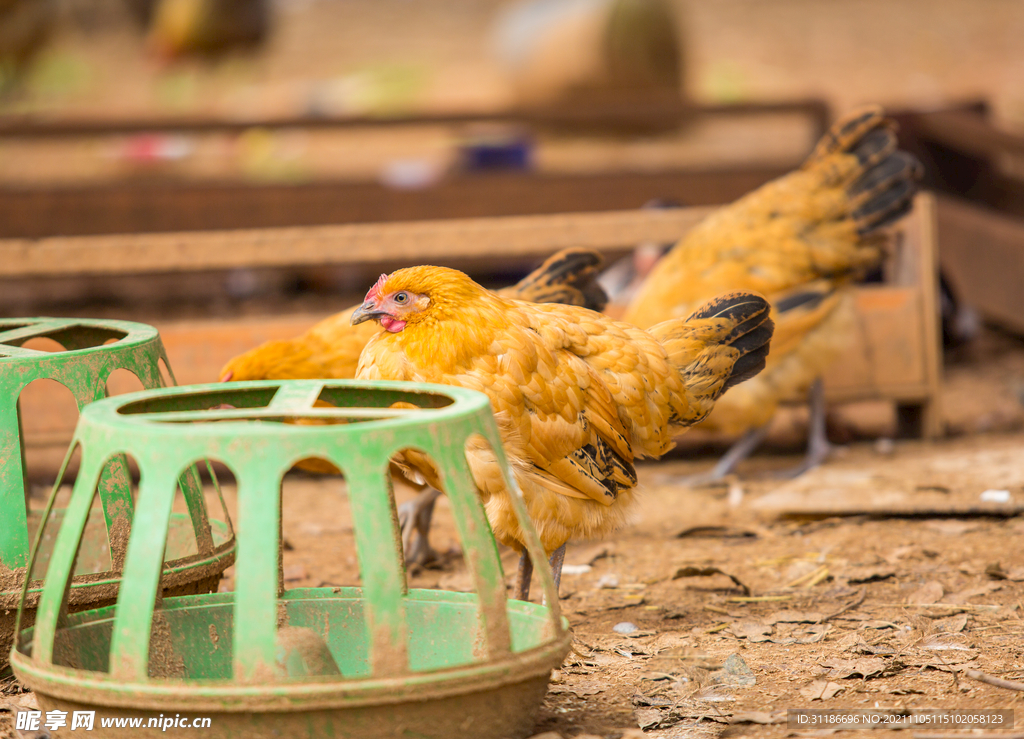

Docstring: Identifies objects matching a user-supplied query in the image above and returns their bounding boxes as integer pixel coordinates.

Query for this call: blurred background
[3,0,1024,473]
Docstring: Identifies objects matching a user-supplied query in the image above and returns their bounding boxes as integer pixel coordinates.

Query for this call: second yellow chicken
[623,106,923,480]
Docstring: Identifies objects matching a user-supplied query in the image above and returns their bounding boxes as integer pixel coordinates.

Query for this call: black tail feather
[686,292,774,392]
[805,106,924,238]
[507,247,609,311]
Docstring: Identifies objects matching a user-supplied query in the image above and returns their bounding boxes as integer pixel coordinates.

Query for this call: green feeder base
[1,512,233,679]
[14,588,569,739]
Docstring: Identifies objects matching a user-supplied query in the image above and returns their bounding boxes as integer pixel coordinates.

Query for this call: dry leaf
[676,525,758,539]
[985,562,1024,581]
[672,565,750,595]
[862,620,898,629]
[924,520,981,536]
[902,656,979,672]
[692,686,736,702]
[773,624,830,645]
[947,582,1003,604]
[932,613,968,633]
[919,635,973,651]
[728,621,772,642]
[765,610,824,624]
[549,679,606,698]
[845,565,897,584]
[907,580,944,605]
[822,657,886,679]
[853,642,897,656]
[800,679,844,700]
[634,707,670,731]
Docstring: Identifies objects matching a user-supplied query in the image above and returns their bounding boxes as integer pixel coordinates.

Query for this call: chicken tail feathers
[688,291,775,392]
[803,106,892,166]
[648,291,774,422]
[802,106,924,238]
[850,150,923,235]
[505,247,609,311]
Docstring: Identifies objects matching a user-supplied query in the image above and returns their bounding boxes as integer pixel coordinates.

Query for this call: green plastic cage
[11,379,570,739]
[0,318,235,674]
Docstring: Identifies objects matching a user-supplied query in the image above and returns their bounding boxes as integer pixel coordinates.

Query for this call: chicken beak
[350,301,384,325]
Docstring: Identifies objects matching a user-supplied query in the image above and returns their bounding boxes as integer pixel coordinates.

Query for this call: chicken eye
[394,292,409,304]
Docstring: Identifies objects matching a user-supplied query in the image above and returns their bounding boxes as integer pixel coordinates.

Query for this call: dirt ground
[8,328,1021,739]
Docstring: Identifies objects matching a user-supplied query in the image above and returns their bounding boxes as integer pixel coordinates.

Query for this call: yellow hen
[623,106,923,480]
[352,266,773,599]
[219,248,610,566]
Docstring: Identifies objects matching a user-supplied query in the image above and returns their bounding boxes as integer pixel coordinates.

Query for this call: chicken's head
[350,266,485,333]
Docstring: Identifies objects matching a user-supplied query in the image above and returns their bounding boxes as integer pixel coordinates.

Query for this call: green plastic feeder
[11,379,570,739]
[0,318,236,674]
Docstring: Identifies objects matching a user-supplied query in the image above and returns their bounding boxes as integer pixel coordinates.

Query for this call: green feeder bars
[11,379,570,739]
[0,318,236,674]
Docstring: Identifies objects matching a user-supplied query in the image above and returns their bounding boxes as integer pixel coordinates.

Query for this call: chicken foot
[397,486,442,567]
[512,543,566,603]
[771,377,832,479]
[669,377,833,486]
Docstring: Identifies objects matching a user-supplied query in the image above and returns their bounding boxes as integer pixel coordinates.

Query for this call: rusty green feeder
[11,379,570,739]
[0,318,235,674]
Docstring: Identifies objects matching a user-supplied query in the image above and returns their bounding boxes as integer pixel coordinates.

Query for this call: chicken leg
[397,487,441,567]
[670,377,831,485]
[771,377,832,479]
[512,543,566,603]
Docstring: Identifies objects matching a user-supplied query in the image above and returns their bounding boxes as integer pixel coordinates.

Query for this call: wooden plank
[913,193,944,439]
[821,287,926,400]
[909,109,1024,161]
[937,195,1024,334]
[0,99,828,139]
[0,207,714,278]
[0,167,784,238]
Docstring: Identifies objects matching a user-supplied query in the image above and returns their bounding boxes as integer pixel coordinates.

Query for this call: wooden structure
[936,196,1024,335]
[0,100,828,238]
[894,102,1024,218]
[822,194,942,438]
[10,196,942,477]
[895,103,1024,336]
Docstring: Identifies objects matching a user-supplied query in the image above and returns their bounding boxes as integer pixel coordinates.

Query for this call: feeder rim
[77,379,494,431]
[0,532,235,603]
[0,317,161,360]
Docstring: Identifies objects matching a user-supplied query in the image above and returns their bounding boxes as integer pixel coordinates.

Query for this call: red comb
[365,273,389,303]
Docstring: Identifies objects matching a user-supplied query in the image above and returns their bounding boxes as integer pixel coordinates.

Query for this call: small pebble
[597,574,619,589]
[874,438,895,455]
[613,621,638,635]
[980,489,1012,503]
[561,564,592,576]
[727,481,744,508]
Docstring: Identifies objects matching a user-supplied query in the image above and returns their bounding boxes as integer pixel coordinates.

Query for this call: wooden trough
[7,194,941,478]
